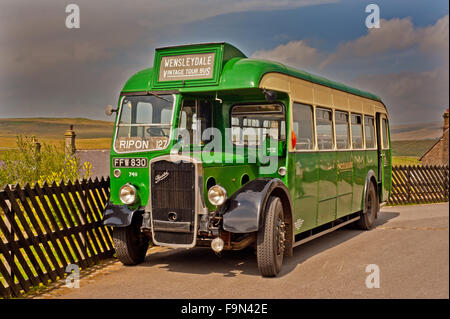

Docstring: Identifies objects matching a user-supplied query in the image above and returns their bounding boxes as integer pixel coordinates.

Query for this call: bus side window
[230,103,285,147]
[335,111,350,149]
[292,103,314,150]
[364,116,375,148]
[382,118,389,149]
[351,114,363,149]
[316,107,333,150]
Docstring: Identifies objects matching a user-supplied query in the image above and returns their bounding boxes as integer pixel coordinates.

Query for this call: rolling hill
[390,121,443,141]
[0,117,445,155]
[0,117,113,139]
[0,118,114,150]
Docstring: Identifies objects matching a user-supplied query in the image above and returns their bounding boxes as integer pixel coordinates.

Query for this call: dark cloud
[0,0,330,120]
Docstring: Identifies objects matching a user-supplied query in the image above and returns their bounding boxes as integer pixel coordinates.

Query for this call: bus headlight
[119,184,137,205]
[208,185,227,206]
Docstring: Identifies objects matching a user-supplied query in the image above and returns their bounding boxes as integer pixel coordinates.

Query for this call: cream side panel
[349,96,363,113]
[332,91,349,111]
[259,72,388,116]
[313,84,332,107]
[363,102,374,116]
[290,78,314,104]
[259,73,291,93]
[374,103,388,117]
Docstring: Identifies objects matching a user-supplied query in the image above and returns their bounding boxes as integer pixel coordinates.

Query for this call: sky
[0,0,448,125]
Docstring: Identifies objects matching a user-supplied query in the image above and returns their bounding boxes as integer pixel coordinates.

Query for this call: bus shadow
[139,211,399,278]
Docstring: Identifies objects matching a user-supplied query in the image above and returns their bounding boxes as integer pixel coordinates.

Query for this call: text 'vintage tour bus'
[103,43,391,277]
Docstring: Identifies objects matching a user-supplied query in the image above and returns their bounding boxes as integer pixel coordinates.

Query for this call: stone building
[420,109,449,166]
[64,126,110,178]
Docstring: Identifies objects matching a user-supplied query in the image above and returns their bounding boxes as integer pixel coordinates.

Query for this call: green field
[391,139,437,157]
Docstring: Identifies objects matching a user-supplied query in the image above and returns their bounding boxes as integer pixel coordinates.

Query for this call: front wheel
[257,196,286,277]
[356,182,379,230]
[112,215,150,265]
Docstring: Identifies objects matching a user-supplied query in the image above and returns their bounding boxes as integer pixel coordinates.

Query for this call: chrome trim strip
[153,220,191,233]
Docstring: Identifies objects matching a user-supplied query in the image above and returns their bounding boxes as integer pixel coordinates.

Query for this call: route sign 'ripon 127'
[103,42,392,277]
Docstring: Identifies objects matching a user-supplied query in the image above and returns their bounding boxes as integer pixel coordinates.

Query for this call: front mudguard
[103,201,137,227]
[221,178,293,234]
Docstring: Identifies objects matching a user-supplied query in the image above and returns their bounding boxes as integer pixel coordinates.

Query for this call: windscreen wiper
[148,91,171,103]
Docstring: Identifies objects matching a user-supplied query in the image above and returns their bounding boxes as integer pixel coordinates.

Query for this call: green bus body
[105,43,392,273]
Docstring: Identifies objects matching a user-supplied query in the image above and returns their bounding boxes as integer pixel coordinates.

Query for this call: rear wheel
[356,182,378,230]
[257,196,286,277]
[112,214,149,265]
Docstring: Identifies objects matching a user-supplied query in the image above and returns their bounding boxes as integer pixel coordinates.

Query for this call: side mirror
[105,105,116,116]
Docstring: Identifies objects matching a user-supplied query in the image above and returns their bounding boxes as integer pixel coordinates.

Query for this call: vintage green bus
[103,42,391,277]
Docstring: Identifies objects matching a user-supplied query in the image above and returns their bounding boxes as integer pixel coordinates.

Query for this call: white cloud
[321,15,449,68]
[253,15,449,71]
[252,40,325,71]
[419,14,449,59]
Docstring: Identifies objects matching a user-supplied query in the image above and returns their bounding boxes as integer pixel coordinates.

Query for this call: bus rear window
[382,118,389,149]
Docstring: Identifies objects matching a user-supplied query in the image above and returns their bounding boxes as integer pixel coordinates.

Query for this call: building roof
[420,128,449,161]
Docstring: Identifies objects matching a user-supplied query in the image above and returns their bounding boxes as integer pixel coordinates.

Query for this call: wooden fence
[388,165,449,205]
[0,177,113,298]
[0,165,448,298]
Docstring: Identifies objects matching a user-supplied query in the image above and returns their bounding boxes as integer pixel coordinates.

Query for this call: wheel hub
[276,219,286,255]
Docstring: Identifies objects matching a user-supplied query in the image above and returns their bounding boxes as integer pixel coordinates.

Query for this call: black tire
[257,196,286,277]
[356,182,379,230]
[112,215,149,265]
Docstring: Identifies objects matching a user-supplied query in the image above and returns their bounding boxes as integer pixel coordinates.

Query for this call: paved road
[41,203,449,299]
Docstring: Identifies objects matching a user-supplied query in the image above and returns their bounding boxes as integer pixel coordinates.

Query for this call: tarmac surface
[37,203,449,299]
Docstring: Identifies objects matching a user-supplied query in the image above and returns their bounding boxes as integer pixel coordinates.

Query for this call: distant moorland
[0,118,442,164]
[0,117,113,150]
[390,121,443,141]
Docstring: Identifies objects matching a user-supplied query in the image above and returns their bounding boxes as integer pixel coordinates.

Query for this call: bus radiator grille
[150,160,196,245]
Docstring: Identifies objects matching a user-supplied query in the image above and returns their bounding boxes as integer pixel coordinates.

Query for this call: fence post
[407,166,411,203]
[445,166,449,201]
[4,196,15,287]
